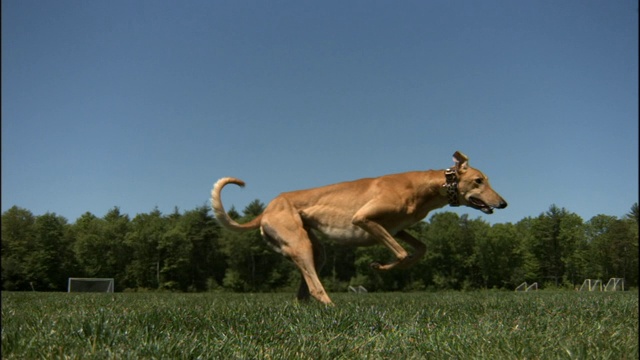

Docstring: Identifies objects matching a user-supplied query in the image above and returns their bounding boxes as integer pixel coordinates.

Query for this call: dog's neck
[442,168,460,207]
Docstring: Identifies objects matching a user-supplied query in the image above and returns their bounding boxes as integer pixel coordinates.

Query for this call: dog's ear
[453,151,469,173]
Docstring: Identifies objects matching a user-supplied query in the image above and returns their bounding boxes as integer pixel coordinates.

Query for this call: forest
[2,202,638,292]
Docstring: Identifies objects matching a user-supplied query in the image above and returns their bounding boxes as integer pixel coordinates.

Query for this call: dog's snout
[498,199,508,209]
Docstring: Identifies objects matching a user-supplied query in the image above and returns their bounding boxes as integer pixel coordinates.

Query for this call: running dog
[211,151,507,304]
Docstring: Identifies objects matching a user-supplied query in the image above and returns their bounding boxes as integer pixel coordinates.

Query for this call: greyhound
[211,151,507,304]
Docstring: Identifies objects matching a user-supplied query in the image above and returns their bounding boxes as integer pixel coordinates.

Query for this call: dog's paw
[369,262,382,270]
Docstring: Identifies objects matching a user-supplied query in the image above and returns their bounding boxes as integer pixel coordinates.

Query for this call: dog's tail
[211,177,262,232]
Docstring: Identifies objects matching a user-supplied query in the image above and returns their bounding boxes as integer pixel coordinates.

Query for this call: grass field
[2,290,637,359]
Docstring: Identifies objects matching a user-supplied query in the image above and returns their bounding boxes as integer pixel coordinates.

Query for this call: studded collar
[443,168,460,207]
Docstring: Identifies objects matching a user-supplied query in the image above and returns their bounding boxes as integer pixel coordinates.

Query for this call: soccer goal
[515,282,538,292]
[68,278,114,293]
[578,279,602,292]
[604,278,624,291]
[526,282,538,291]
[348,285,368,293]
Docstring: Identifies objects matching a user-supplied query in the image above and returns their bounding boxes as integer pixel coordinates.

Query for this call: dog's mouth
[468,197,494,214]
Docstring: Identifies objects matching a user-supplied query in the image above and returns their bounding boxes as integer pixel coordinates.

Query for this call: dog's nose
[498,200,508,209]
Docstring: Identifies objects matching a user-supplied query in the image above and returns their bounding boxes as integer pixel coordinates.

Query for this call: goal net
[604,278,624,291]
[68,278,114,293]
[578,279,602,292]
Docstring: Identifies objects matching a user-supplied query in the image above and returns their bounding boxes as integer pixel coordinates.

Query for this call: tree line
[2,202,638,292]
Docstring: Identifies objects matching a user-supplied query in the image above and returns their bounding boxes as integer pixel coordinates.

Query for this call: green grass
[2,291,637,359]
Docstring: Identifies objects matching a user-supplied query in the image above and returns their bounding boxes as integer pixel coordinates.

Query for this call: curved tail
[211,177,262,232]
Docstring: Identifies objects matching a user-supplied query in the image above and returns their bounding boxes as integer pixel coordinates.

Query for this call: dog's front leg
[394,230,426,268]
[352,206,411,271]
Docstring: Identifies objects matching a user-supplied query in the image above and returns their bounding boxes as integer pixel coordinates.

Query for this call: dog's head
[450,151,507,214]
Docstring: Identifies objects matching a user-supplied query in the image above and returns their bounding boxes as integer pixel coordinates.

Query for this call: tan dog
[211,151,507,304]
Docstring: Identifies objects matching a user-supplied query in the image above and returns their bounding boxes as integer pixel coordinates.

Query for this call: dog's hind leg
[261,199,333,305]
[296,274,311,301]
[290,247,331,304]
[262,225,311,301]
[283,235,332,304]
[295,230,326,301]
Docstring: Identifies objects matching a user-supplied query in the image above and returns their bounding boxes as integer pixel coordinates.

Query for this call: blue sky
[2,1,638,225]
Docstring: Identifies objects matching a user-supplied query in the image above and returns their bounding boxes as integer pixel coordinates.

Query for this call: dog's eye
[474,178,484,185]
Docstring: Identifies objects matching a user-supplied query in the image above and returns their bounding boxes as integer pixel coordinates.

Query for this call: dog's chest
[300,207,376,245]
[316,224,374,244]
